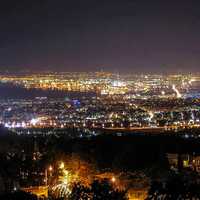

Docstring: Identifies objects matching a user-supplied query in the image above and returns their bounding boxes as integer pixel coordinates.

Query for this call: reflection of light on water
[172,85,182,98]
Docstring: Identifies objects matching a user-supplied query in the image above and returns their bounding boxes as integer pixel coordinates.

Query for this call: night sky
[0,0,200,73]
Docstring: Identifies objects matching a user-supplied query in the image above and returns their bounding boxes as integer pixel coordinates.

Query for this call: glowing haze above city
[0,0,200,73]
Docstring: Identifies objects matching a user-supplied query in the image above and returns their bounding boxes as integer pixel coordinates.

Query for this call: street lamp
[49,165,53,171]
[111,176,116,183]
[45,165,53,186]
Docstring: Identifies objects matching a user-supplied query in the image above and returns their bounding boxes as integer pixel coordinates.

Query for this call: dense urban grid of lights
[1,72,200,133]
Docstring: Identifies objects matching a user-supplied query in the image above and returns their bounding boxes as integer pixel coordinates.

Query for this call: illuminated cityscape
[1,72,199,97]
[1,72,200,199]
[1,0,200,200]
[1,72,200,134]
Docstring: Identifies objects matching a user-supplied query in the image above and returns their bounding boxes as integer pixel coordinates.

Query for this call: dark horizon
[0,68,197,75]
[0,0,200,73]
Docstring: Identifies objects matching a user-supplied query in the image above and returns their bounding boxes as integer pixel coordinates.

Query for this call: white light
[149,111,154,120]
[161,91,165,95]
[30,118,39,126]
[189,78,195,84]
[172,85,182,98]
[5,123,11,128]
[112,80,125,87]
[21,121,26,128]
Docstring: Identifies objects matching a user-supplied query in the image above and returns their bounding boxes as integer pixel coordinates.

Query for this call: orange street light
[49,165,53,171]
[111,176,116,183]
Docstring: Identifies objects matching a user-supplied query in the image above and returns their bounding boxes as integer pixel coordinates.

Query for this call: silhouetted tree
[68,179,127,200]
[91,179,127,200]
[146,171,200,199]
[0,190,37,200]
[68,183,90,200]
